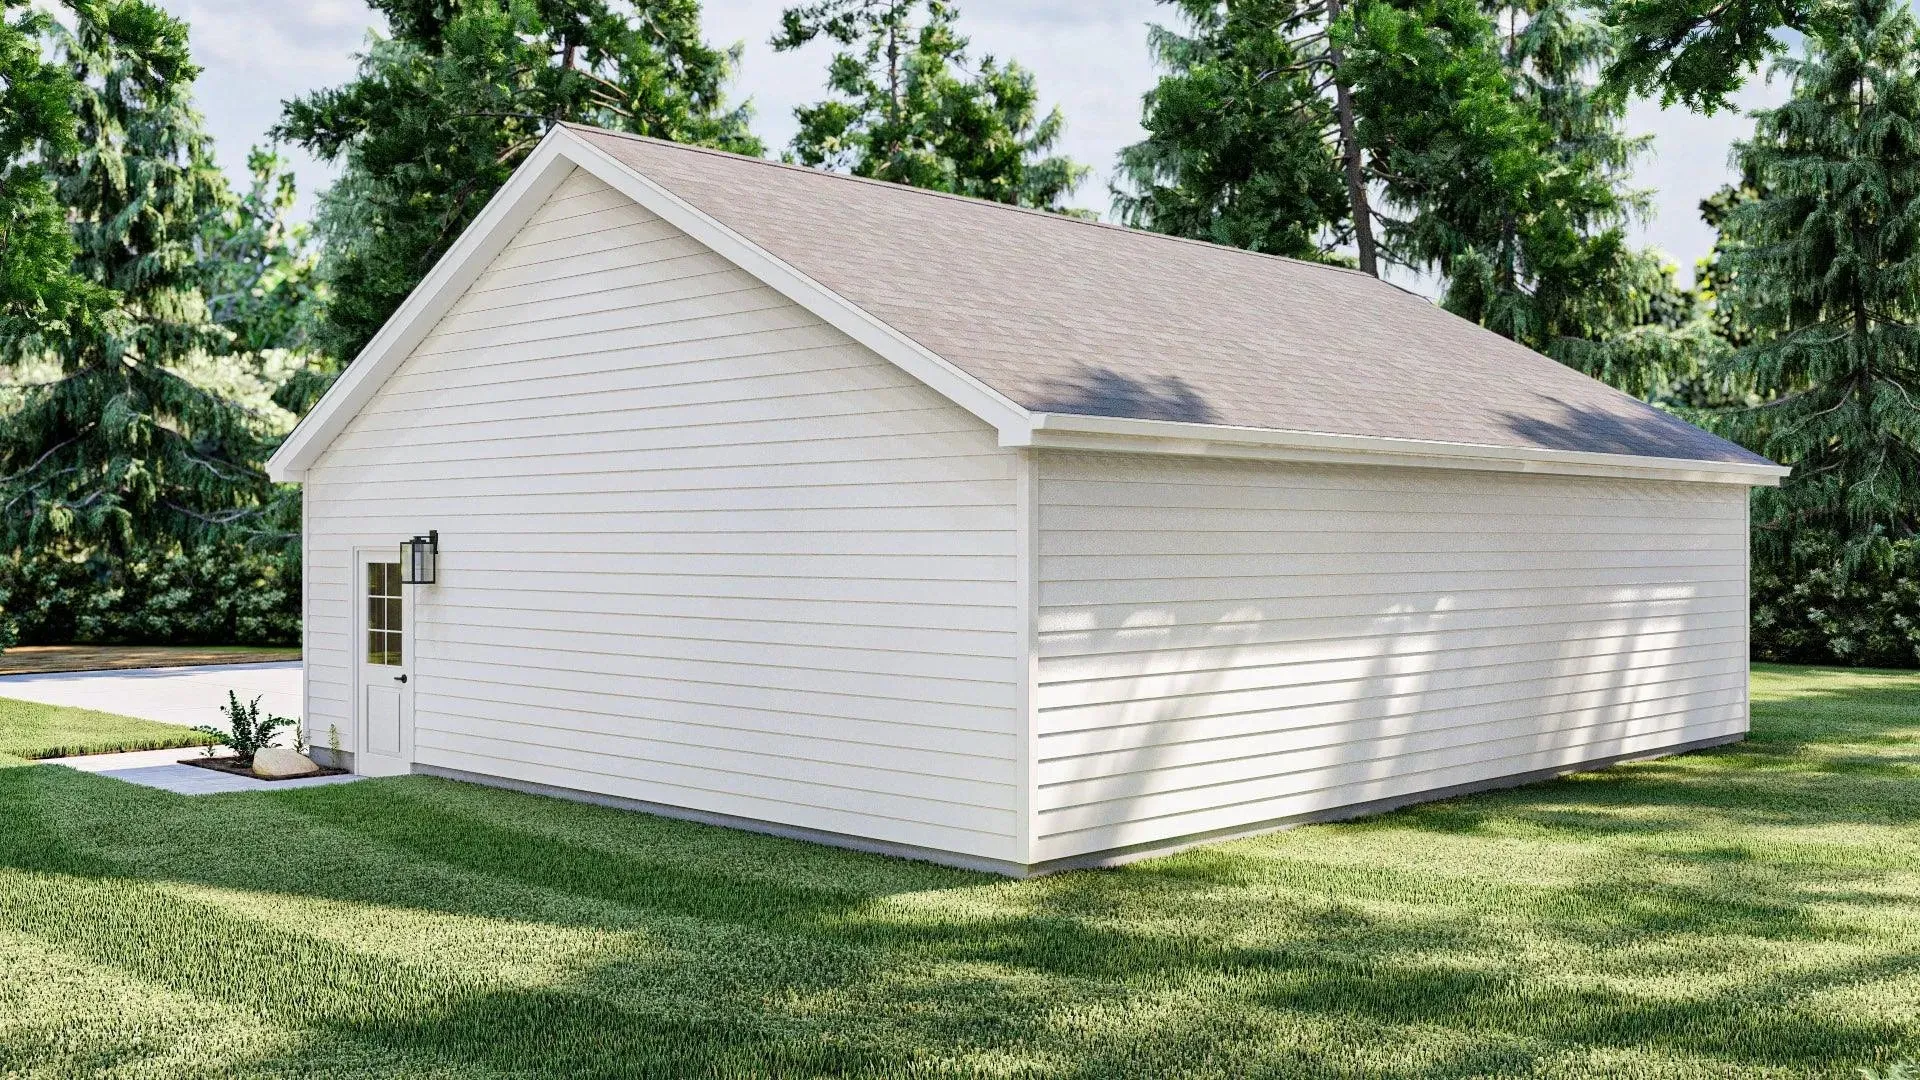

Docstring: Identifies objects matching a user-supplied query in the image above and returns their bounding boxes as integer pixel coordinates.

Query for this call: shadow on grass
[0,665,1916,1078]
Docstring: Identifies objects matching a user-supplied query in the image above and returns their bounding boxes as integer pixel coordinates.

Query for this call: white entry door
[355,552,414,776]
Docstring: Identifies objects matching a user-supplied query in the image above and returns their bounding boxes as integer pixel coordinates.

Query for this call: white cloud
[155,0,377,218]
[157,0,1773,278]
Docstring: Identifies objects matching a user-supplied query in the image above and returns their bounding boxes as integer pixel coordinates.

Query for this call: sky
[159,0,1787,286]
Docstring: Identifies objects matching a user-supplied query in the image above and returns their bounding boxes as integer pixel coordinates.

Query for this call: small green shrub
[194,692,295,765]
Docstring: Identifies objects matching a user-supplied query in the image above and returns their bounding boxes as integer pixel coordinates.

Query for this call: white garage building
[267,124,1786,875]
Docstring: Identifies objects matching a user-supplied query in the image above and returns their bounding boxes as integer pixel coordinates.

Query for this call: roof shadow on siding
[1027,367,1220,425]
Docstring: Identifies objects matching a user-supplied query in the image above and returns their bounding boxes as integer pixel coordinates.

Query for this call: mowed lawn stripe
[0,695,217,759]
[0,663,1914,1078]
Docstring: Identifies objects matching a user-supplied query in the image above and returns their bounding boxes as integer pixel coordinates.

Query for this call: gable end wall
[300,167,1023,862]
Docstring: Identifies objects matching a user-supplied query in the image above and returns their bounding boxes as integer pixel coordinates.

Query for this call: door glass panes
[366,561,403,666]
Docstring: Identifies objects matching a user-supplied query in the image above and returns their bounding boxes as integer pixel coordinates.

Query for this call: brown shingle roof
[571,126,1770,467]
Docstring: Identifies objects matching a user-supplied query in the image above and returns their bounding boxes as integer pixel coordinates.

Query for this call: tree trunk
[1324,0,1378,276]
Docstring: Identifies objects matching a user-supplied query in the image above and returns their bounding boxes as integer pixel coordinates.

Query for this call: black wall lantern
[401,530,438,585]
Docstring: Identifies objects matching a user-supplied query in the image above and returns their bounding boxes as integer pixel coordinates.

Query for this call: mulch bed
[178,756,351,782]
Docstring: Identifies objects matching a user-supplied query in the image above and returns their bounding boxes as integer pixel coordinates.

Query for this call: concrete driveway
[0,661,302,730]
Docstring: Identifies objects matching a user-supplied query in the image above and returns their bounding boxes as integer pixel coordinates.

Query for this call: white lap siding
[300,167,1022,862]
[1031,451,1749,864]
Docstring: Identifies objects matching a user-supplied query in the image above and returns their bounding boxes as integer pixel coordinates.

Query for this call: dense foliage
[0,543,299,649]
[772,0,1086,208]
[1753,536,1920,667]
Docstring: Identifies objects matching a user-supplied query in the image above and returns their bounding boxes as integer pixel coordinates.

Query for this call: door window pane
[365,561,403,666]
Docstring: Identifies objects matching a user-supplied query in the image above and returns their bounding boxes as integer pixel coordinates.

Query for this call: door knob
[394,673,408,683]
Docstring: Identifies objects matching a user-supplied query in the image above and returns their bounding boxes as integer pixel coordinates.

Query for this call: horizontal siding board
[406,586,1017,631]
[1038,614,1748,684]
[1043,548,1739,582]
[1030,715,1750,861]
[416,662,1015,734]
[415,686,1016,761]
[1042,527,1743,557]
[1033,450,1750,858]
[1040,595,1745,658]
[301,169,1020,852]
[1043,474,1734,513]
[416,625,1017,684]
[411,728,1013,835]
[415,746,1016,860]
[323,387,965,451]
[1040,566,1744,608]
[417,605,1017,657]
[1037,579,1748,634]
[450,250,740,317]
[1043,504,1745,535]
[1040,669,1750,760]
[1037,634,1747,711]
[1038,650,1747,732]
[414,712,1013,811]
[376,337,875,407]
[463,234,718,297]
[1038,691,1746,807]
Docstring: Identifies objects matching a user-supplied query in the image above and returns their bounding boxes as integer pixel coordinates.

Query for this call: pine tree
[1112,0,1380,268]
[773,0,1087,208]
[1112,0,1350,260]
[0,2,102,335]
[1111,0,1640,328]
[1718,0,1920,569]
[1603,0,1835,111]
[279,0,762,365]
[1341,0,1638,351]
[0,2,280,553]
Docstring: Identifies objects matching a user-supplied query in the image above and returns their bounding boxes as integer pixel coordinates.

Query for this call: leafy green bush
[1753,537,1920,668]
[193,692,294,765]
[0,542,298,647]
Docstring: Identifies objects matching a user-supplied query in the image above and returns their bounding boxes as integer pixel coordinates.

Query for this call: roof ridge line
[560,123,1388,285]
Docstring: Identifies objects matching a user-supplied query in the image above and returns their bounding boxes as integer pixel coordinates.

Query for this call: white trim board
[268,126,1787,489]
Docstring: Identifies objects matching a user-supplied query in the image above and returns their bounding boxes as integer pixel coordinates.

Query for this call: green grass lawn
[1,664,1915,1079]
[0,695,218,758]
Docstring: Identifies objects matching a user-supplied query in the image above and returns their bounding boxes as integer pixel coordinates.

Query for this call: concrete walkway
[0,661,302,730]
[45,746,364,795]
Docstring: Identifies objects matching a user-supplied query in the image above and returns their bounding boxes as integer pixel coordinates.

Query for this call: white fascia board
[556,128,1032,441]
[266,136,580,481]
[1008,412,1790,487]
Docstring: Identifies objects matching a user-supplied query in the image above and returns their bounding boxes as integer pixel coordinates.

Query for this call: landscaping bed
[0,663,1915,1078]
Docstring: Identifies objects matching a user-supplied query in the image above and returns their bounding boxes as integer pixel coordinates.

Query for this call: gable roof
[269,125,1785,486]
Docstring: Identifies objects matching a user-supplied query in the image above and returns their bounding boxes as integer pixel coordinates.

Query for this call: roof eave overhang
[1005,413,1789,487]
